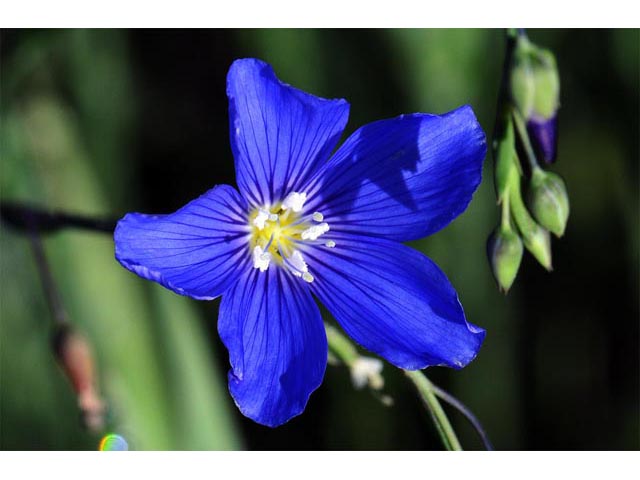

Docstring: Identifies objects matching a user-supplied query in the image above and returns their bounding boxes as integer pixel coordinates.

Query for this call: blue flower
[114,58,487,427]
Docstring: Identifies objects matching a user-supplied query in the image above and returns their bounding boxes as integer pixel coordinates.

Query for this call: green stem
[404,370,463,451]
[325,323,359,366]
[325,323,463,451]
[512,107,541,173]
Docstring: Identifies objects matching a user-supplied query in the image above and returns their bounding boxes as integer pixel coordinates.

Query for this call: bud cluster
[487,30,569,293]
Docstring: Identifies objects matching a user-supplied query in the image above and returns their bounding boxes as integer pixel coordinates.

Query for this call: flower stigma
[249,192,333,282]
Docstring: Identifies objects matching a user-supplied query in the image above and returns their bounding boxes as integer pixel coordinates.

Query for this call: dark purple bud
[527,113,558,164]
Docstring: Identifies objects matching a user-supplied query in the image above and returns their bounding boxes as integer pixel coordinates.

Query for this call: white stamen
[288,250,308,277]
[268,213,279,221]
[325,240,336,248]
[301,222,330,241]
[252,209,271,230]
[282,192,307,212]
[350,356,384,390]
[312,212,324,222]
[286,251,315,283]
[252,245,272,272]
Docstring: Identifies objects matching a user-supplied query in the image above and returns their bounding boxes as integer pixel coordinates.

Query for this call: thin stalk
[512,107,541,173]
[1,201,117,234]
[404,370,463,451]
[326,322,466,451]
[431,383,494,451]
[325,323,359,366]
[27,227,69,326]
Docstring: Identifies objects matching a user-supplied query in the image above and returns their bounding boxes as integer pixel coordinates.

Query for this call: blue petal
[305,233,485,370]
[227,58,350,207]
[303,105,486,242]
[114,185,250,300]
[218,267,327,427]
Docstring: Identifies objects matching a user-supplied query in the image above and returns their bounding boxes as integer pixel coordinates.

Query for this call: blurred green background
[1,29,638,450]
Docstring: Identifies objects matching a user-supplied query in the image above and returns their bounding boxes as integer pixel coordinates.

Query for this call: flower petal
[114,185,250,300]
[305,233,485,370]
[304,105,486,242]
[218,267,327,427]
[227,58,350,207]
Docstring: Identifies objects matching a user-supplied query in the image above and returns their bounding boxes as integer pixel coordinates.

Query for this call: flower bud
[509,43,535,119]
[522,224,553,271]
[530,48,560,120]
[527,168,569,237]
[487,226,523,293]
[509,180,554,271]
[493,118,518,201]
[52,325,105,432]
[527,114,558,164]
[528,47,560,163]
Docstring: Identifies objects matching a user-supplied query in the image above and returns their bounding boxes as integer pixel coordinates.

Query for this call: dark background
[1,29,638,450]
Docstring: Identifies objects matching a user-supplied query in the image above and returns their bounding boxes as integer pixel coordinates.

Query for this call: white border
[0,452,640,480]
[1,451,639,479]
[1,0,639,27]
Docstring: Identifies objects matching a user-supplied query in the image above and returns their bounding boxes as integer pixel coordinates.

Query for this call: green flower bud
[487,226,523,293]
[522,224,553,271]
[493,118,518,201]
[510,43,535,118]
[509,177,554,271]
[527,168,570,237]
[530,47,560,120]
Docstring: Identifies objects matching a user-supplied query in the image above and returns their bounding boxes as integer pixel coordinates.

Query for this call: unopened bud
[523,224,553,271]
[510,37,560,164]
[53,325,105,432]
[530,47,560,120]
[510,43,535,119]
[527,114,558,164]
[494,118,518,201]
[527,169,569,237]
[529,47,560,163]
[487,226,523,293]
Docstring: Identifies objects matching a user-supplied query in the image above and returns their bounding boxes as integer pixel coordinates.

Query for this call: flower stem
[325,323,359,366]
[27,227,69,326]
[430,383,493,450]
[1,201,117,234]
[404,370,463,451]
[512,107,541,173]
[325,322,468,450]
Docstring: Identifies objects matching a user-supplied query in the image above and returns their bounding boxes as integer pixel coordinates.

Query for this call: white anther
[325,240,336,248]
[282,192,307,212]
[350,356,384,390]
[288,250,308,276]
[252,245,272,272]
[287,251,314,283]
[268,213,279,221]
[301,222,330,241]
[312,212,324,222]
[252,209,271,230]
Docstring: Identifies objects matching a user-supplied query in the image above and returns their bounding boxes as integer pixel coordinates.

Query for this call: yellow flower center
[248,192,333,282]
[250,205,303,265]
